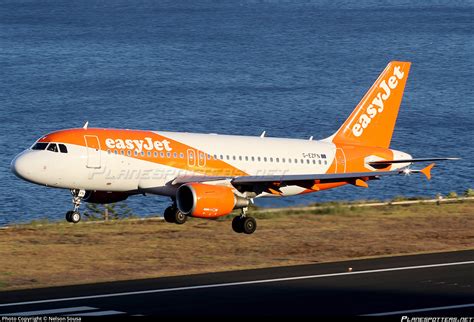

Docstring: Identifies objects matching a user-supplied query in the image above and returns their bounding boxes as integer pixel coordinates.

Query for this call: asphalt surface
[0,250,473,317]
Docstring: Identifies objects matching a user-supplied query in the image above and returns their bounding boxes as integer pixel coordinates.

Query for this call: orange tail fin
[330,61,411,148]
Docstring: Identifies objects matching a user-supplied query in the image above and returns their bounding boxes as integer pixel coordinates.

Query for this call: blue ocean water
[0,0,473,225]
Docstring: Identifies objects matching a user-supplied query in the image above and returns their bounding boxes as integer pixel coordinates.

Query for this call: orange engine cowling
[176,183,242,218]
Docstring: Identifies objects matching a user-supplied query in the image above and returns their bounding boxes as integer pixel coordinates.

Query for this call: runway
[1,250,473,316]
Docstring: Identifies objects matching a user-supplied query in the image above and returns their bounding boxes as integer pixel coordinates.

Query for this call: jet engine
[176,183,249,218]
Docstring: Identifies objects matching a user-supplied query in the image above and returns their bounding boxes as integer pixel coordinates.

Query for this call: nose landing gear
[66,189,85,224]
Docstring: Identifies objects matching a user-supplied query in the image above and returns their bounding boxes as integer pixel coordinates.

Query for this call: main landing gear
[232,207,257,234]
[66,189,85,224]
[163,205,187,225]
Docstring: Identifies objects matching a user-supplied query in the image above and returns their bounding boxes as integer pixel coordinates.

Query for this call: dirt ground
[0,200,472,291]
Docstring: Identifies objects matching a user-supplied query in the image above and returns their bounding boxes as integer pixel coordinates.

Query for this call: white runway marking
[2,306,95,316]
[0,261,472,308]
[365,303,474,316]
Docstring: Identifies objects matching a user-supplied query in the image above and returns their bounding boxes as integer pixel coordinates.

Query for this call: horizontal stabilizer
[368,157,459,165]
[408,163,435,180]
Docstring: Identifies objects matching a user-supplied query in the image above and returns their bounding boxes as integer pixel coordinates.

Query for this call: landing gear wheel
[66,211,81,223]
[164,206,176,223]
[70,211,81,224]
[242,217,257,234]
[164,206,187,224]
[174,209,187,225]
[65,211,74,223]
[232,216,244,233]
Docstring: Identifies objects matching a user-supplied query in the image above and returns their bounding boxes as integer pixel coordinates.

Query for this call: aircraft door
[187,149,196,167]
[84,135,101,169]
[198,151,206,167]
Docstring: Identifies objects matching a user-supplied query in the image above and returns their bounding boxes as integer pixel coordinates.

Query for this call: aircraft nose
[11,152,34,182]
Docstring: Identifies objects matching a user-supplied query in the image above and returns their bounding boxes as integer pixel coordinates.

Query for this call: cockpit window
[46,143,58,152]
[32,142,48,150]
[58,144,68,153]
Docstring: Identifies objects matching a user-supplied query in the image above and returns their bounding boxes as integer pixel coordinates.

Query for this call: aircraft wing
[171,170,401,187]
[229,164,435,194]
[231,170,399,185]
[170,164,435,194]
[170,156,459,187]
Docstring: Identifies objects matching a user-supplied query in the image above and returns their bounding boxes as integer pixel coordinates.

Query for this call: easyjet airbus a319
[11,62,457,234]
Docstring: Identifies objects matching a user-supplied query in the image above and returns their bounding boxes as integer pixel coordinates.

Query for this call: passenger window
[245,156,248,161]
[319,160,322,165]
[154,152,158,157]
[270,157,273,162]
[47,143,58,152]
[127,150,131,156]
[58,144,68,153]
[251,156,255,162]
[239,156,242,161]
[32,142,48,150]
[160,152,164,157]
[147,151,151,157]
[180,153,184,158]
[264,157,267,162]
[258,157,261,162]
[121,150,124,155]
[276,158,279,163]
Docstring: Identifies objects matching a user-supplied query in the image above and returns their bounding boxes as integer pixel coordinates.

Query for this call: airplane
[11,61,458,234]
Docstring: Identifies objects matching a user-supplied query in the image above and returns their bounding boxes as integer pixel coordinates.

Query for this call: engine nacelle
[83,191,129,204]
[176,183,248,218]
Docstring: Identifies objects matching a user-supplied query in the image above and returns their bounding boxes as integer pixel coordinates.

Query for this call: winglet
[420,163,435,180]
[83,121,89,129]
